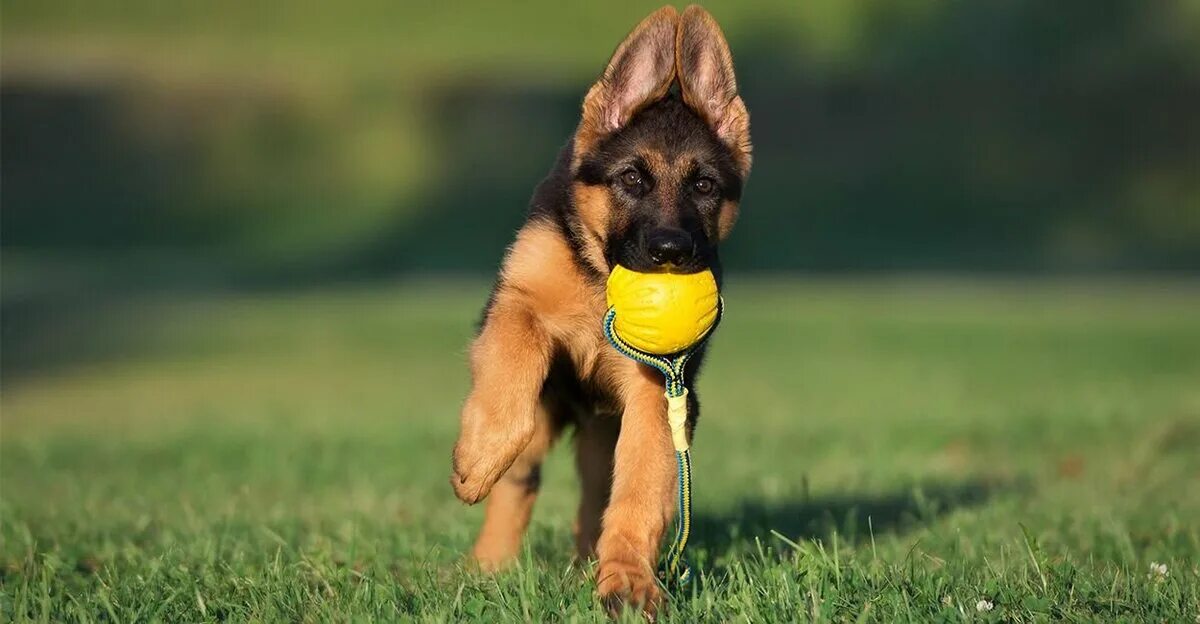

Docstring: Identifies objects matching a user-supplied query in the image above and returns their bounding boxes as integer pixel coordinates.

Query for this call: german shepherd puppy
[450,5,750,615]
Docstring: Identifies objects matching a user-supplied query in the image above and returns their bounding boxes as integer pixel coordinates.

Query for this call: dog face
[570,5,751,276]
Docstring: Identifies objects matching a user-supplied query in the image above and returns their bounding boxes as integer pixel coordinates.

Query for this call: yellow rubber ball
[605,265,720,355]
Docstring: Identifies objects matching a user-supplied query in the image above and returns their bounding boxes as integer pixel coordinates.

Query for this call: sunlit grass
[2,279,1199,621]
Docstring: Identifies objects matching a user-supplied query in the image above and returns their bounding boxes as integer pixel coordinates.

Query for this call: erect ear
[576,6,678,155]
[676,5,751,174]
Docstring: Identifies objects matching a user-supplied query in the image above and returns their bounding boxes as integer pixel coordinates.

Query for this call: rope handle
[666,391,690,451]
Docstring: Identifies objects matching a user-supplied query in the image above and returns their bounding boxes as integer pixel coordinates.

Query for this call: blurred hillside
[3,0,1200,382]
[5,1,1200,290]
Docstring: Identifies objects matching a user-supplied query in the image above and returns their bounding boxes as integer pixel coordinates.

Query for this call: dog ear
[677,5,751,173]
[577,6,678,152]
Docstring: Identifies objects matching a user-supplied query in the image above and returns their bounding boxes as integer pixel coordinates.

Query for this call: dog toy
[603,265,722,586]
[605,266,720,356]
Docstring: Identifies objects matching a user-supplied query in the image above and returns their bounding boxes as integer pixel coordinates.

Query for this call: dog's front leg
[452,298,552,505]
[596,364,675,616]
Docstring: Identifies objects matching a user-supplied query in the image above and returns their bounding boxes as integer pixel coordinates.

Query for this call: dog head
[570,5,751,276]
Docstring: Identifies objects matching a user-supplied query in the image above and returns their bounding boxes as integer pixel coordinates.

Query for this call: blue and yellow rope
[602,299,722,586]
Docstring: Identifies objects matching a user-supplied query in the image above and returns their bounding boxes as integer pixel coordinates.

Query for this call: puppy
[450,4,750,615]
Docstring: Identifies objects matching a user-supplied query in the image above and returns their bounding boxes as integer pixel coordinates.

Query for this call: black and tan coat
[450,5,751,616]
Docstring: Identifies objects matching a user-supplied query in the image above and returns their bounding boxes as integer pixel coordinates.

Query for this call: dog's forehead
[603,96,728,165]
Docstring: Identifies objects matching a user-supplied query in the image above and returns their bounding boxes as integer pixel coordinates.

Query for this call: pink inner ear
[607,64,651,130]
[604,40,674,132]
[604,106,624,132]
[698,52,734,122]
[693,53,719,101]
[607,83,642,130]
[716,113,739,143]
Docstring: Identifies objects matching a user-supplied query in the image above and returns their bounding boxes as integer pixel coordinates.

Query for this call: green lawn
[2,279,1199,622]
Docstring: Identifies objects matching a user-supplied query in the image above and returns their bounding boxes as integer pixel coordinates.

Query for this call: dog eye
[620,170,642,188]
[693,178,715,195]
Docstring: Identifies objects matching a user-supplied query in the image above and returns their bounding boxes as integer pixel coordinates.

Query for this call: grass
[2,278,1199,622]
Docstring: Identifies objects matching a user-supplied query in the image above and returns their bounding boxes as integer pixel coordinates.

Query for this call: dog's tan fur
[451,5,750,616]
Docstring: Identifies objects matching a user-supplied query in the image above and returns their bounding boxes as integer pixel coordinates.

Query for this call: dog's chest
[542,313,631,415]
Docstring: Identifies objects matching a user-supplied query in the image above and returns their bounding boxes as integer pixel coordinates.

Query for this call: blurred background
[3,4,1200,619]
[4,0,1199,378]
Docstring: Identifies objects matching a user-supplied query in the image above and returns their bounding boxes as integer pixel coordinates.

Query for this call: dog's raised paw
[450,456,500,505]
[450,400,536,505]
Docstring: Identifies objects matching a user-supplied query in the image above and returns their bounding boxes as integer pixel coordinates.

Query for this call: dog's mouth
[608,230,712,275]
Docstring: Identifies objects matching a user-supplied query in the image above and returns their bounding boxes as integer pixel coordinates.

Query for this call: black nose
[646,229,694,266]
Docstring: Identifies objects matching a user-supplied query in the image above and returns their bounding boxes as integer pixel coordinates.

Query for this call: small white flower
[975,599,994,612]
[941,595,953,606]
[1148,561,1168,580]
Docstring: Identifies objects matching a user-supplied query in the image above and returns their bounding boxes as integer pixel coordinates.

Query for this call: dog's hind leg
[573,413,618,560]
[470,398,560,570]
